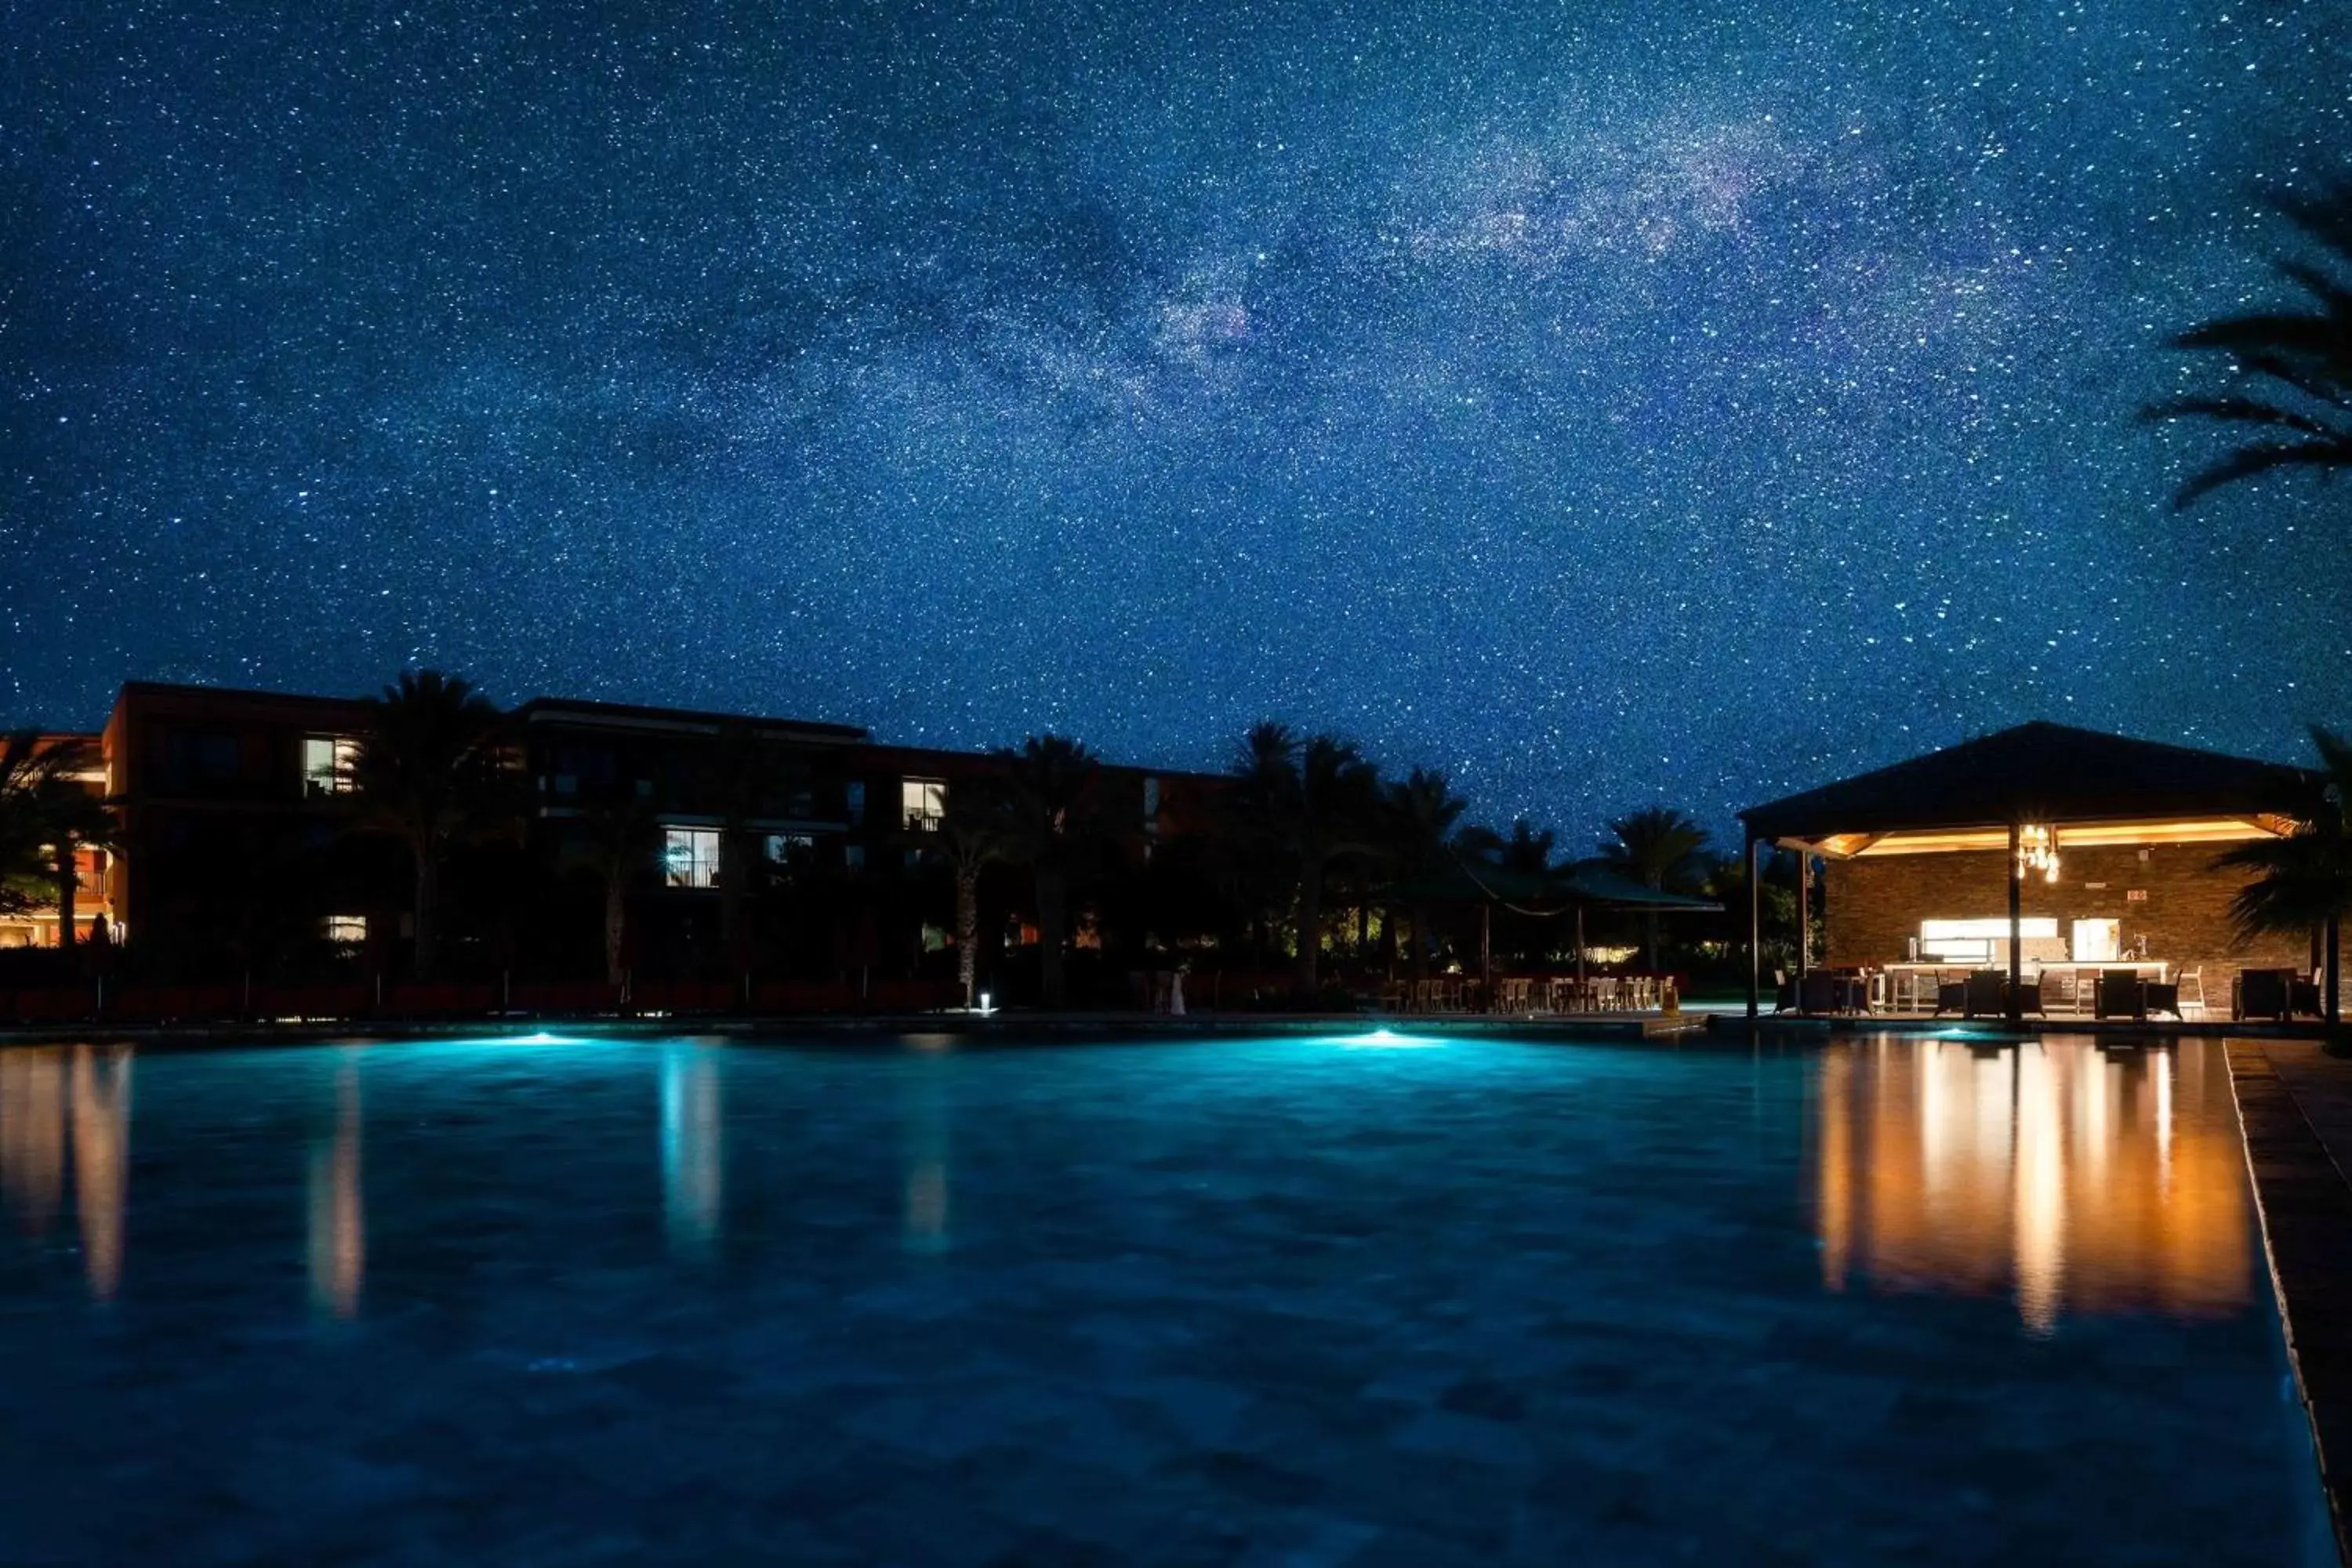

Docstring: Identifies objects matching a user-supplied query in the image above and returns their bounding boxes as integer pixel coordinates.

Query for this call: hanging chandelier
[2015,823,2060,884]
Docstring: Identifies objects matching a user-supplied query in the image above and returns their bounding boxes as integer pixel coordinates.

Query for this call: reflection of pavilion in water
[1811,1037,2250,1333]
[0,1046,132,1301]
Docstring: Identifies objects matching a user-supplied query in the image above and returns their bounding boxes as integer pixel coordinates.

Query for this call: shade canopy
[1392,855,1721,914]
[1740,721,2320,846]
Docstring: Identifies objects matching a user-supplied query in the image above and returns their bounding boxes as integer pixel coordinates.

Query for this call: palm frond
[2307,724,2352,799]
[2271,257,2352,320]
[2140,396,2339,437]
[2281,183,2352,267]
[2212,726,2352,939]
[2173,439,2352,509]
[2172,312,2346,357]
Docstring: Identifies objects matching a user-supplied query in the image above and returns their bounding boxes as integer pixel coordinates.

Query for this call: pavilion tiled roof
[1739,720,2321,843]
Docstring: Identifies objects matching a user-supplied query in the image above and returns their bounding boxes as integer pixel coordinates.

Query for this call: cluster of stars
[2,0,2347,832]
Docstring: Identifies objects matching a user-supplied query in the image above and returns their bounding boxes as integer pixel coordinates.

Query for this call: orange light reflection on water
[307,1062,365,1319]
[1810,1036,2249,1333]
[0,1046,132,1302]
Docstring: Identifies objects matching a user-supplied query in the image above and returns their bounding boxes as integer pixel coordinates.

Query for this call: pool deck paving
[2228,1038,2352,1566]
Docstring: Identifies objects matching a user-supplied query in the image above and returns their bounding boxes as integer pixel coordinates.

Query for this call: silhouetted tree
[2216,728,2352,998]
[1460,818,1559,877]
[31,739,111,951]
[0,732,66,919]
[941,779,1013,1009]
[1599,807,1711,968]
[1379,766,1468,978]
[350,670,506,982]
[2149,182,2352,508]
[1000,735,1099,1008]
[0,733,112,946]
[708,721,784,968]
[1229,724,1381,1000]
[1701,845,1803,974]
[579,792,660,985]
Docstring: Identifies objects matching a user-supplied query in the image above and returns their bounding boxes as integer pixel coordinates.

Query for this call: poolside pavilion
[1738,722,2340,1025]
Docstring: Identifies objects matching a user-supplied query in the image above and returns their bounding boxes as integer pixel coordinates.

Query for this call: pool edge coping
[2227,1039,2352,1567]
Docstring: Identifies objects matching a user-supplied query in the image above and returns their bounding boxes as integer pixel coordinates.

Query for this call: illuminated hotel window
[321,914,366,945]
[765,832,815,865]
[663,826,721,889]
[902,779,946,832]
[302,736,360,798]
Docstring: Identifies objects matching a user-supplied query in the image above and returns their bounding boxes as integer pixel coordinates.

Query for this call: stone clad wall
[1820,842,2323,1007]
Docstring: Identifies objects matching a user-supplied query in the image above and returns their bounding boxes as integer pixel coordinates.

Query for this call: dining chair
[1933,975,1967,1016]
[1962,970,2005,1018]
[2239,968,2289,1022]
[2174,966,2205,1020]
[2096,968,2145,1020]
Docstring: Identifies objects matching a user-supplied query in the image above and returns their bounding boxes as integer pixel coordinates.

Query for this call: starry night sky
[4,0,2349,835]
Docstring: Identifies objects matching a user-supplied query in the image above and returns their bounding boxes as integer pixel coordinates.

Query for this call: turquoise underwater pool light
[1342,1028,1442,1048]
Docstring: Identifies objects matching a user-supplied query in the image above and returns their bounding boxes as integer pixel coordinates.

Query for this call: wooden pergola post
[1479,901,1491,999]
[1796,851,1812,1010]
[1745,832,1762,1020]
[2328,912,2342,1025]
[2006,820,2024,1029]
[1575,903,1588,1001]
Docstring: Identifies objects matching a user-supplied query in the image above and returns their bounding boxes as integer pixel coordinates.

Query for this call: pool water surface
[0,1032,2329,1564]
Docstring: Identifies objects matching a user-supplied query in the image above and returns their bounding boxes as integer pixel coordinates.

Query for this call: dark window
[162,728,242,793]
[553,745,616,790]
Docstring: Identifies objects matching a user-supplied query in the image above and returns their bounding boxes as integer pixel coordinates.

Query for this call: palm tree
[1599,806,1711,968]
[1702,844,1802,970]
[0,733,111,945]
[1461,818,1558,877]
[579,792,660,986]
[1225,722,1303,967]
[1380,767,1468,978]
[1228,724,1381,1000]
[2148,182,2352,508]
[940,780,1013,1009]
[999,735,1099,1009]
[0,732,67,919]
[708,722,781,968]
[31,740,111,950]
[348,670,506,982]
[1455,818,1565,972]
[2216,726,2352,1014]
[1292,734,1380,998]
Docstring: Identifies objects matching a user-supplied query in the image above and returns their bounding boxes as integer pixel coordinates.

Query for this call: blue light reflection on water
[0,1032,2330,1565]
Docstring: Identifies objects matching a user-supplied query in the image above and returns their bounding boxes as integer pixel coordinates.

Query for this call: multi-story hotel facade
[4,680,1221,1006]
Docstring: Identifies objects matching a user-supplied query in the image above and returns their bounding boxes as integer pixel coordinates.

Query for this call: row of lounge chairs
[1784,964,2325,1021]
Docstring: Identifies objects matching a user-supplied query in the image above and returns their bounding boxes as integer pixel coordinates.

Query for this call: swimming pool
[0,1031,2329,1563]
